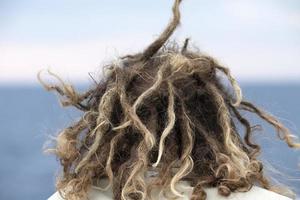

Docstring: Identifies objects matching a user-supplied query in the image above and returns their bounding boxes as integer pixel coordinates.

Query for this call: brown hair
[39,0,300,199]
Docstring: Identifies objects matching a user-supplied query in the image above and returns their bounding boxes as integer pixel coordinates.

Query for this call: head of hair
[39,0,300,199]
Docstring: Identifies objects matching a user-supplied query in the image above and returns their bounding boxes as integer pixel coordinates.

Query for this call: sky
[0,0,300,85]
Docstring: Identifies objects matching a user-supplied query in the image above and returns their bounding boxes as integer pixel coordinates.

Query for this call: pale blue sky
[1,0,300,84]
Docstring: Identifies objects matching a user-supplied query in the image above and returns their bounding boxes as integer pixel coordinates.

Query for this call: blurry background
[0,0,299,199]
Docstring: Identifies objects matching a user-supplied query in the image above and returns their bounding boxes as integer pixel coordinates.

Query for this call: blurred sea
[0,84,299,200]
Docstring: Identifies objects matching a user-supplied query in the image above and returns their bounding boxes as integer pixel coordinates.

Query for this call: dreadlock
[40,0,300,199]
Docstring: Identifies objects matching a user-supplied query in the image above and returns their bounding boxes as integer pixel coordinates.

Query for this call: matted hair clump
[39,0,300,199]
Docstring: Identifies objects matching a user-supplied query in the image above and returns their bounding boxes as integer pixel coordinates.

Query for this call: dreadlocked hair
[39,0,300,199]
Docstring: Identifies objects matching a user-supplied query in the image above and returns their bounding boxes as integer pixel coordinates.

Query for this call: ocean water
[0,84,299,200]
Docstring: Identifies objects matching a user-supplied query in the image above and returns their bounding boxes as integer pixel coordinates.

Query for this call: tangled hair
[40,0,300,199]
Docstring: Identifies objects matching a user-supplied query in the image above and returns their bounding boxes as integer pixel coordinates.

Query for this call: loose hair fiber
[39,0,300,199]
